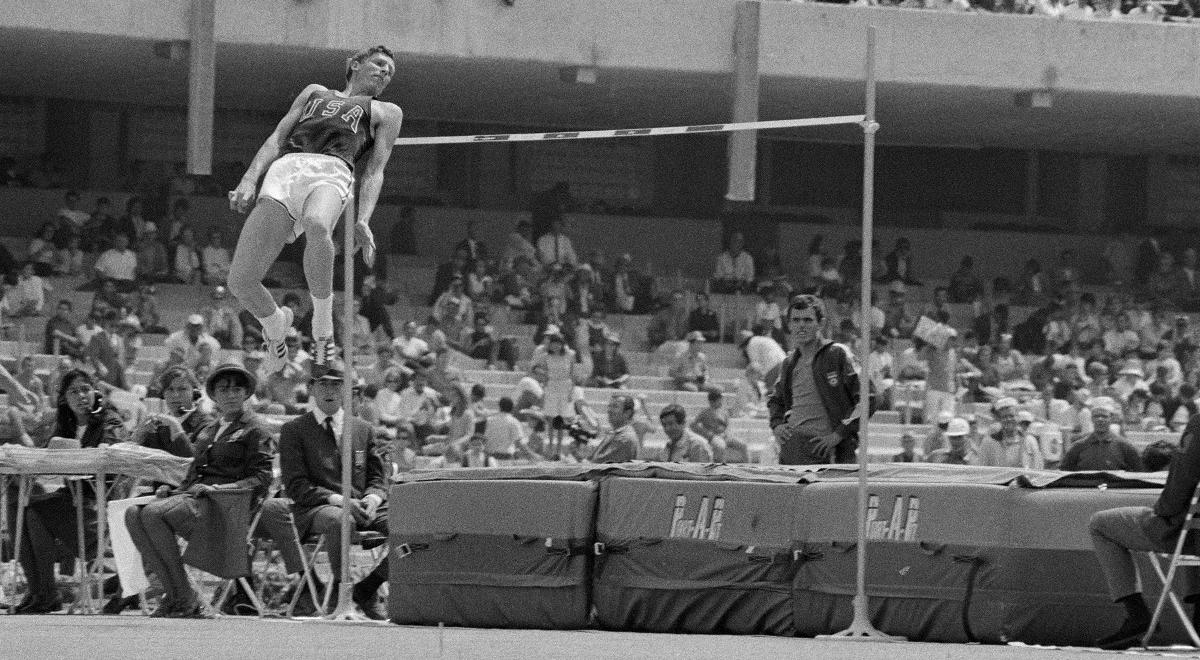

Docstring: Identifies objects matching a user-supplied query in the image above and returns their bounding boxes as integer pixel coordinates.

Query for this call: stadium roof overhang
[5,27,1200,156]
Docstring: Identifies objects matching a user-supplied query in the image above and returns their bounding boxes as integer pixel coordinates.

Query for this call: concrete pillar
[1077,156,1107,233]
[725,1,760,202]
[88,110,122,191]
[1023,150,1039,225]
[187,0,215,175]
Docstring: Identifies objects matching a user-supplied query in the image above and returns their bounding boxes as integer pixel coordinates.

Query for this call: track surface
[3,616,1200,659]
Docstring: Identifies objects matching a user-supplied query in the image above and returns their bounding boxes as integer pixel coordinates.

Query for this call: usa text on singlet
[284,90,375,170]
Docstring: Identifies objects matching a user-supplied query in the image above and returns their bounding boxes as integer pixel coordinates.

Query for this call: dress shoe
[352,582,385,621]
[149,597,177,618]
[169,600,214,619]
[1097,616,1152,650]
[13,594,62,614]
[102,594,140,615]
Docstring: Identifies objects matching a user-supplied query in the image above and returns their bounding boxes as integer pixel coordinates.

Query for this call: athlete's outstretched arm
[352,102,404,266]
[229,83,327,213]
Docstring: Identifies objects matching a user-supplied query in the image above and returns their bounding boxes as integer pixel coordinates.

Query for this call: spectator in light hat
[974,397,1044,469]
[1061,396,1140,472]
[929,417,973,465]
[671,331,711,392]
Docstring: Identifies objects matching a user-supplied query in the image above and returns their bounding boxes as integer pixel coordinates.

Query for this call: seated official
[259,362,391,620]
[13,369,127,614]
[1089,413,1200,650]
[125,363,272,619]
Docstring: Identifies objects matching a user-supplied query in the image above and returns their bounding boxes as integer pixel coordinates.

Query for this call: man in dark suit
[259,361,390,619]
[1089,414,1200,649]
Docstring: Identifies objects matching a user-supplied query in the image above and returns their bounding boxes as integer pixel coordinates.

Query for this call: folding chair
[210,501,269,618]
[1145,481,1200,648]
[285,529,387,617]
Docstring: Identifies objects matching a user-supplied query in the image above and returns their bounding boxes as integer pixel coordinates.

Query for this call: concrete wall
[6,1,1200,96]
[758,4,1200,95]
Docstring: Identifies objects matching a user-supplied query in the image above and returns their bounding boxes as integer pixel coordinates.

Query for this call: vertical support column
[187,0,216,176]
[1077,156,1108,234]
[1024,150,1039,226]
[725,1,760,203]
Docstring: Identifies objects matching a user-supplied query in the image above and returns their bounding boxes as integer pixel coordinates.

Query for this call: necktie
[324,417,337,448]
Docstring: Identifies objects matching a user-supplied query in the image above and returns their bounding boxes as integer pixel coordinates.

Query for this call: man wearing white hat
[1113,361,1149,403]
[1060,398,1141,472]
[922,410,955,458]
[929,417,974,465]
[164,314,221,371]
[972,398,1044,469]
[670,331,711,392]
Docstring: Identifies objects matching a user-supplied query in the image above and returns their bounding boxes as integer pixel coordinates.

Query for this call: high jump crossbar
[394,115,866,146]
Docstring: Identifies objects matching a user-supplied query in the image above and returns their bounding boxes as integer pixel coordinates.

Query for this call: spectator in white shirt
[391,320,431,361]
[867,335,896,408]
[393,372,440,438]
[164,314,222,370]
[173,226,202,284]
[483,397,540,460]
[12,262,50,316]
[712,231,756,294]
[536,217,578,269]
[93,232,137,290]
[742,324,786,386]
[501,220,538,272]
[201,229,231,286]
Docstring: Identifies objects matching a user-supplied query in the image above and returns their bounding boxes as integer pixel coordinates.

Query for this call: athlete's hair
[788,294,826,323]
[346,45,395,81]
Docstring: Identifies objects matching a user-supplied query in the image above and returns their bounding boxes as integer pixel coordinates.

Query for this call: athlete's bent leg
[228,199,292,319]
[300,186,346,366]
[230,199,296,374]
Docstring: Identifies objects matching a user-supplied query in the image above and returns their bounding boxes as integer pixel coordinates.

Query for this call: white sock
[311,294,334,339]
[257,307,288,341]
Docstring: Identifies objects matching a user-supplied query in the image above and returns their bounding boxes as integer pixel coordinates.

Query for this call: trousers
[125,494,201,602]
[1089,505,1197,601]
[258,499,388,581]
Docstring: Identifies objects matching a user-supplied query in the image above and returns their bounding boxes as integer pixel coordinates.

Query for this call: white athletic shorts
[258,153,354,243]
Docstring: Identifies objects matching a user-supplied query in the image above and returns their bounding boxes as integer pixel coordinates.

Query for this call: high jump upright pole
[328,202,362,620]
[820,25,902,643]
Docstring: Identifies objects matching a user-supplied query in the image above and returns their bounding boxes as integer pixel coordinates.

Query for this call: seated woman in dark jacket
[125,363,273,618]
[131,366,214,458]
[13,369,127,614]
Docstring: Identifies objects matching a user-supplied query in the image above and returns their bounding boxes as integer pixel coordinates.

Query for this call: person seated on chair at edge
[259,360,391,619]
[11,369,127,614]
[124,363,273,619]
[1089,412,1200,650]
[226,45,403,376]
[767,294,866,466]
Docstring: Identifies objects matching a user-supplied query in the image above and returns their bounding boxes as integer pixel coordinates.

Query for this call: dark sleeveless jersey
[283,89,374,170]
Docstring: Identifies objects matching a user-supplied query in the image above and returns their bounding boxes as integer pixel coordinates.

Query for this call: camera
[565,420,598,444]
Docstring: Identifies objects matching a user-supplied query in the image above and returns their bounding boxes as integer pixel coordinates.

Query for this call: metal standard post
[819,26,904,643]
[327,203,363,621]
